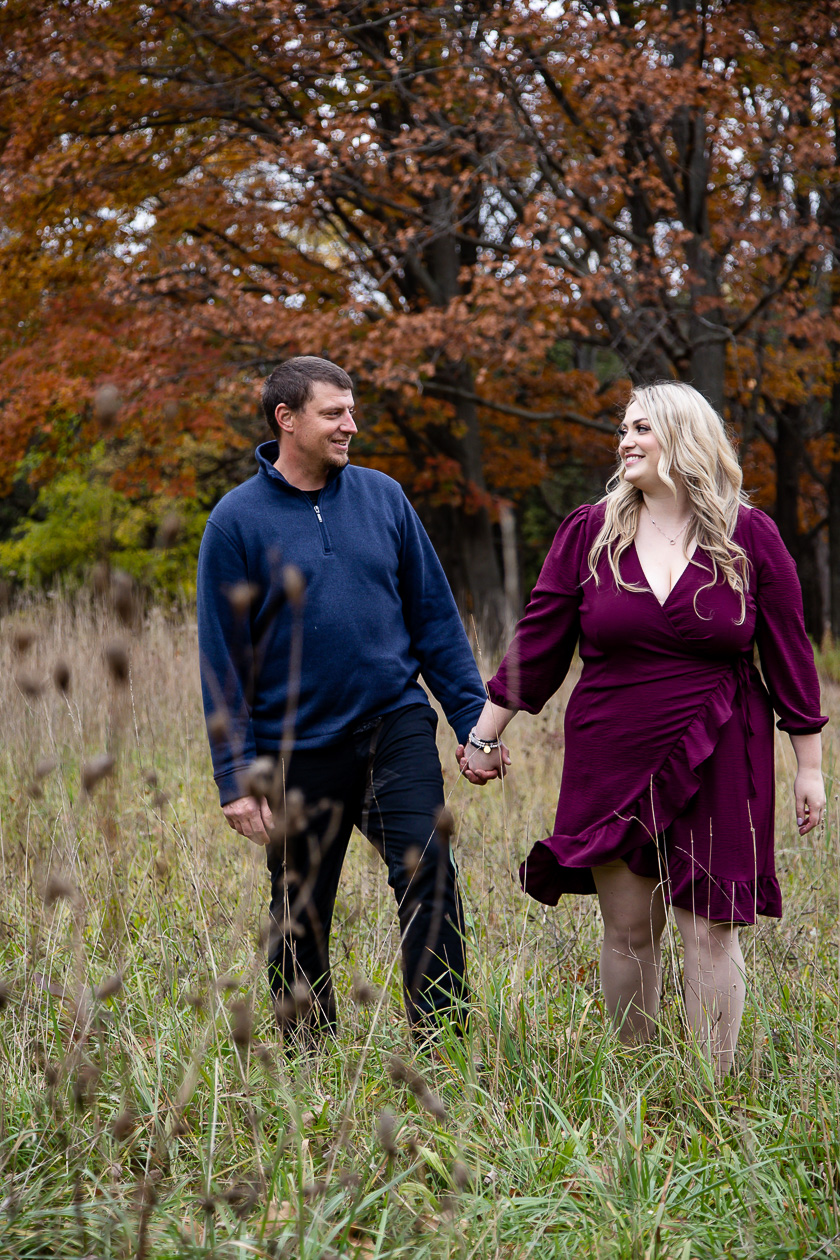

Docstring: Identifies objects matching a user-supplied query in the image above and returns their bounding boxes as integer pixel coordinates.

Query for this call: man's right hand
[222,795,274,844]
[455,742,511,786]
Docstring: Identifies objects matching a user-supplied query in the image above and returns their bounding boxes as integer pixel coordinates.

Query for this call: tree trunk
[418,186,505,637]
[423,360,506,640]
[828,371,840,638]
[773,404,824,638]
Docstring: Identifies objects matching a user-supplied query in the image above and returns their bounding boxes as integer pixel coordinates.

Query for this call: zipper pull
[313,503,323,523]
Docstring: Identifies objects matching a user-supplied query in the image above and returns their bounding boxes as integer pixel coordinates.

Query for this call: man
[197,356,493,1037]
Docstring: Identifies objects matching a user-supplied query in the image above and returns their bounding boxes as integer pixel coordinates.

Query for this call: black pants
[265,704,468,1034]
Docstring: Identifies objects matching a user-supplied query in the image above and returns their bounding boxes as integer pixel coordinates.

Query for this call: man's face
[278,382,357,480]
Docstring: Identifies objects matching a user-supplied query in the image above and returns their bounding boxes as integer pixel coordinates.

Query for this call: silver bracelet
[468,728,502,754]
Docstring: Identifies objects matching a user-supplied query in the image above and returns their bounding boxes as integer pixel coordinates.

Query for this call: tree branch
[421,382,616,434]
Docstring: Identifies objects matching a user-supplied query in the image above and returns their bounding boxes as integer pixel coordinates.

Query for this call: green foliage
[0,468,208,598]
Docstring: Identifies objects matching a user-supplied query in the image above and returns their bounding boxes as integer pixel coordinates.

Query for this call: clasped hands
[455,739,512,786]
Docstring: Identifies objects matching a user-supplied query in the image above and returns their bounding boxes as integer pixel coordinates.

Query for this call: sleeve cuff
[215,768,251,806]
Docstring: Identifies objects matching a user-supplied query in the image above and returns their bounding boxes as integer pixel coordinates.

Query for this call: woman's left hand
[794,768,826,835]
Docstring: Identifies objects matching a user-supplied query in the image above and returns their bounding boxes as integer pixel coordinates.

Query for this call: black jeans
[265,704,468,1034]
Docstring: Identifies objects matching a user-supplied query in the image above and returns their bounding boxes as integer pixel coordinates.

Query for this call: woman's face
[617,401,665,492]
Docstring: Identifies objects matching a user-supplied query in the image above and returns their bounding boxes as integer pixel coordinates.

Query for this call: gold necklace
[645,504,692,546]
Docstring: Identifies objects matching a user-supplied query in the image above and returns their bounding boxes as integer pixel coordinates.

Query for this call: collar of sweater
[254,440,346,493]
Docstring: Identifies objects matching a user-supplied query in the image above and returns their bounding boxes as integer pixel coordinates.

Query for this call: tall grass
[0,593,838,1259]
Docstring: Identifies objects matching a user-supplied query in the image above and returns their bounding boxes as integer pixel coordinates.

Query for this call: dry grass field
[0,592,838,1259]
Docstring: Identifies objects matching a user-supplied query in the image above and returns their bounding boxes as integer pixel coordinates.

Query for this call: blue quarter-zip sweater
[197,442,487,804]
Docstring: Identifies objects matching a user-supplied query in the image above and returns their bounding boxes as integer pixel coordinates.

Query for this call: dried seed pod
[403,846,422,879]
[282,564,306,608]
[276,916,305,939]
[44,873,78,907]
[96,973,123,1000]
[200,1195,216,1216]
[110,571,138,626]
[225,582,260,616]
[337,1170,362,1191]
[156,512,181,548]
[451,1160,472,1190]
[104,640,130,684]
[418,1088,446,1121]
[72,1063,100,1110]
[111,1109,135,1141]
[52,659,71,694]
[90,561,110,597]
[282,787,308,836]
[215,973,241,993]
[273,979,313,1028]
[230,999,253,1048]
[93,382,121,425]
[15,671,43,698]
[223,1180,259,1218]
[12,626,36,654]
[143,769,158,787]
[290,980,313,1012]
[351,973,378,1005]
[34,757,57,780]
[377,1108,399,1158]
[183,991,205,1011]
[243,756,275,801]
[387,1054,425,1093]
[0,979,9,1010]
[206,709,230,745]
[302,1179,327,1201]
[82,754,116,794]
[435,807,454,846]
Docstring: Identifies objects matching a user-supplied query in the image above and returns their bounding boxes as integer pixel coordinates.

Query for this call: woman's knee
[594,861,667,949]
[673,908,740,958]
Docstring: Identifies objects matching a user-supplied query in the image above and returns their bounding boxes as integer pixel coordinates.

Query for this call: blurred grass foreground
[0,589,838,1260]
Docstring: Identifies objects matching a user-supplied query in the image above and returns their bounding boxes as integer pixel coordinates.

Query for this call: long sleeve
[196,518,258,803]
[487,505,591,713]
[396,498,487,743]
[749,508,827,735]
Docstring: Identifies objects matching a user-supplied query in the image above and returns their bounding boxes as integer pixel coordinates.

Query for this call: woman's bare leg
[592,859,668,1043]
[672,906,746,1076]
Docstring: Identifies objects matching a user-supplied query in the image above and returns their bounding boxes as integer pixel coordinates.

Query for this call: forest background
[3,6,840,1258]
[2,0,840,637]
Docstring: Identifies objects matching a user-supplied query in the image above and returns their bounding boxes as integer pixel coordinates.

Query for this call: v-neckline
[631,539,700,609]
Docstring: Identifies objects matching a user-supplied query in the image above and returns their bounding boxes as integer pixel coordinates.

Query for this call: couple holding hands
[198,357,826,1076]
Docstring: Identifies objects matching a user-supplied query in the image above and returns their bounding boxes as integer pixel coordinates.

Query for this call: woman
[462,382,827,1074]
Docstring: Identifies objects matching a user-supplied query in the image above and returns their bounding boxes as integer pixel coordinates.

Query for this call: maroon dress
[487,503,827,924]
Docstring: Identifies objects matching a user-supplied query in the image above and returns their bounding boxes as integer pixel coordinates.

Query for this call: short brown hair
[261,356,353,438]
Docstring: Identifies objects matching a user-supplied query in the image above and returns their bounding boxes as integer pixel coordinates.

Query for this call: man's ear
[275,403,295,436]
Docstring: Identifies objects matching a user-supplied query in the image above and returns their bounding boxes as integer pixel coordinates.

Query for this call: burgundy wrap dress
[487,503,827,924]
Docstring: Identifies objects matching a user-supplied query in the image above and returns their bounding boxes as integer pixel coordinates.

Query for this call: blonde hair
[588,381,749,620]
